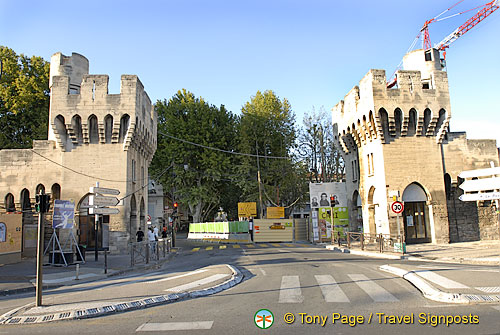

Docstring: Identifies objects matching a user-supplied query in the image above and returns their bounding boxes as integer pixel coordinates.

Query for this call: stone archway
[402,183,431,243]
[129,194,137,242]
[352,190,362,232]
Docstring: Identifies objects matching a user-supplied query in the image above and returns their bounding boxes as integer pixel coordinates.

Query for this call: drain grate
[24,317,37,323]
[8,318,21,324]
[86,308,99,315]
[58,312,70,319]
[115,303,128,311]
[42,315,54,322]
[102,306,114,312]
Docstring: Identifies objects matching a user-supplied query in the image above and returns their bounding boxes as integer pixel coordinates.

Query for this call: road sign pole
[94,182,99,262]
[35,191,46,307]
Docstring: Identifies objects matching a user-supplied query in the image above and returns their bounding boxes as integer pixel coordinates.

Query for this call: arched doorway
[367,186,376,234]
[77,194,108,251]
[129,194,137,241]
[402,183,431,243]
[352,191,363,232]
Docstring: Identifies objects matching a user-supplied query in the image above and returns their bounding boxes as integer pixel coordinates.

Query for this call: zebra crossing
[277,273,400,303]
[189,243,309,252]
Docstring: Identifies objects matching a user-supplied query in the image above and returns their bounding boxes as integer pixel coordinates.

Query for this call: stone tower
[332,48,452,244]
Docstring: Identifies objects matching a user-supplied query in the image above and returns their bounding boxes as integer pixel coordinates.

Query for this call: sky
[1,0,499,145]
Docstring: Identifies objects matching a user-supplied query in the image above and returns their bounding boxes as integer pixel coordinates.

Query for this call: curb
[379,264,500,304]
[326,245,405,260]
[0,252,178,297]
[0,264,243,325]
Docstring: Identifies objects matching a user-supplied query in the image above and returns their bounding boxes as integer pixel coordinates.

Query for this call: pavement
[327,239,500,305]
[1,234,500,325]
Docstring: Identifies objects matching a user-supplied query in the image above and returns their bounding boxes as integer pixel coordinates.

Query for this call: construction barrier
[253,219,294,242]
[188,221,250,243]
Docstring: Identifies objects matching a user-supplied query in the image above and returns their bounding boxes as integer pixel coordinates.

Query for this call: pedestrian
[148,227,156,254]
[161,225,168,238]
[136,227,144,242]
[153,225,159,241]
[248,217,254,242]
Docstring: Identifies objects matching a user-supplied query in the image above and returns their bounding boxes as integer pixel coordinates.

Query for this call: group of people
[135,224,169,243]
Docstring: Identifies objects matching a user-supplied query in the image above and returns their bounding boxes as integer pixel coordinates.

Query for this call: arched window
[422,108,432,136]
[407,109,417,136]
[394,108,403,137]
[36,184,45,195]
[378,108,390,143]
[119,114,130,143]
[71,115,83,144]
[5,193,15,212]
[51,183,61,201]
[20,188,31,211]
[88,115,99,144]
[434,109,447,136]
[104,114,113,144]
[55,115,68,148]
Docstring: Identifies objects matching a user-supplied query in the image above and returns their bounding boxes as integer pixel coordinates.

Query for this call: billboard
[309,182,347,209]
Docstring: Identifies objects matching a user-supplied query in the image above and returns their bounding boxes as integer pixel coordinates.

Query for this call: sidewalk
[0,263,243,325]
[327,239,500,265]
[0,248,178,296]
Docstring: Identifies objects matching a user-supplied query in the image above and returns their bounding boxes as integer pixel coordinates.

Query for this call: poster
[52,200,75,229]
[309,182,347,209]
[332,207,349,238]
[318,207,333,240]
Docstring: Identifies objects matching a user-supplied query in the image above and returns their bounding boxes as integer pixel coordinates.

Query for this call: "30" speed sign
[391,201,404,214]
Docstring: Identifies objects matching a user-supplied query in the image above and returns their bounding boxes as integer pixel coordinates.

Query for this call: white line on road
[136,321,214,331]
[315,275,350,302]
[414,270,469,289]
[279,276,304,303]
[145,269,207,284]
[348,274,398,302]
[165,274,229,292]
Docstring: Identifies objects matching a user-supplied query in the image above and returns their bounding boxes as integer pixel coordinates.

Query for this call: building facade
[0,52,157,254]
[333,48,499,244]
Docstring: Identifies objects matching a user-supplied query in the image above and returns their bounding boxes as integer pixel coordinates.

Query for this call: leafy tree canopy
[0,46,50,149]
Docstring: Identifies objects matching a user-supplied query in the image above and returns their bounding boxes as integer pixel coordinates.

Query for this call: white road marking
[415,270,469,289]
[315,275,350,302]
[165,274,229,292]
[136,321,214,331]
[348,274,398,302]
[279,276,304,303]
[476,286,500,293]
[145,269,207,284]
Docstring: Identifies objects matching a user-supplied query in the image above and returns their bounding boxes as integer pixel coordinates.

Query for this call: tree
[150,89,238,223]
[0,46,50,149]
[237,90,308,217]
[298,106,345,183]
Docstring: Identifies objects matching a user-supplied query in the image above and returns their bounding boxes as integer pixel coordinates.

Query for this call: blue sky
[1,0,499,145]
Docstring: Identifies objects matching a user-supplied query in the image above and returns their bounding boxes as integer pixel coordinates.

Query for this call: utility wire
[158,130,291,160]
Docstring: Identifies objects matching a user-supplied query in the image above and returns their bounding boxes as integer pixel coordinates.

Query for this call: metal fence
[129,237,172,266]
[332,232,406,254]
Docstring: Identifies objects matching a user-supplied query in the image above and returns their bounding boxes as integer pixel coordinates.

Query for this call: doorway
[402,183,431,243]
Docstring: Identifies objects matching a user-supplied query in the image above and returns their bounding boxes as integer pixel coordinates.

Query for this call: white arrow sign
[459,178,500,192]
[89,187,120,195]
[89,195,120,207]
[89,207,120,215]
[459,192,500,202]
[459,167,500,179]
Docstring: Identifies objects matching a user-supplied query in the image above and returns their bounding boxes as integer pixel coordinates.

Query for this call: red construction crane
[387,0,499,88]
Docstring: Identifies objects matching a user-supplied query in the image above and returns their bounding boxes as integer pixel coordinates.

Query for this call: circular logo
[254,309,274,329]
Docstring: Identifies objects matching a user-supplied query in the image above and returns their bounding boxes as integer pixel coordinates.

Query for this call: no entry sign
[391,201,404,214]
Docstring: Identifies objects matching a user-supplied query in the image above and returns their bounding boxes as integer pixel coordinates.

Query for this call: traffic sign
[459,192,500,202]
[459,178,500,192]
[459,166,500,179]
[89,207,120,215]
[89,194,120,206]
[89,187,120,195]
[391,201,404,214]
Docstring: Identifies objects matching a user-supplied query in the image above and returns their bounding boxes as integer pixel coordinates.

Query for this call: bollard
[146,242,150,264]
[75,263,80,280]
[131,244,135,267]
[162,239,166,258]
[104,250,108,274]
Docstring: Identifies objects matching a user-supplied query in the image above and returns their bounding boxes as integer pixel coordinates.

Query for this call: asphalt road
[1,240,499,335]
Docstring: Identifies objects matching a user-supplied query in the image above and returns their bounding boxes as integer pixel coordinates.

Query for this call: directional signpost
[459,165,500,238]
[89,183,120,261]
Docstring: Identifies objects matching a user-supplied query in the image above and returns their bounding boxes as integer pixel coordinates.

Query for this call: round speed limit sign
[391,201,404,214]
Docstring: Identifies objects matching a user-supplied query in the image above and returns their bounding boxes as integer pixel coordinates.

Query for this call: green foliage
[151,89,239,222]
[0,46,50,149]
[237,90,308,215]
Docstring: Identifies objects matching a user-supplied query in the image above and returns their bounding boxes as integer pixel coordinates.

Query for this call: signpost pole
[35,192,46,307]
[94,182,99,262]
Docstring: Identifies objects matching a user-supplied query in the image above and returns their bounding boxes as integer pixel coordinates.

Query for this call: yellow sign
[238,202,257,217]
[267,207,285,219]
